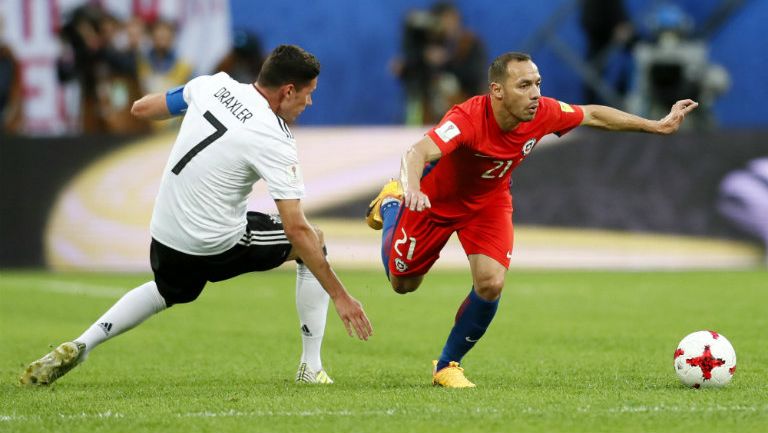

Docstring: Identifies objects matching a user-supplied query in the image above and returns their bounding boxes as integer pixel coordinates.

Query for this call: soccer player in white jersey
[20,45,373,386]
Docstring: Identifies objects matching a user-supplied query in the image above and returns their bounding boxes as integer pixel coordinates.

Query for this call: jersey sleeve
[181,72,230,105]
[250,140,306,201]
[181,75,205,104]
[540,97,584,137]
[426,109,476,155]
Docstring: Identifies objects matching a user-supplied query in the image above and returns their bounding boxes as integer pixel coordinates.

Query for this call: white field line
[1,411,125,421]
[2,404,767,422]
[607,404,768,413]
[0,276,127,299]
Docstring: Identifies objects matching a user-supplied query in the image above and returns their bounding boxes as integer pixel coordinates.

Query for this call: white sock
[74,281,167,356]
[295,263,330,372]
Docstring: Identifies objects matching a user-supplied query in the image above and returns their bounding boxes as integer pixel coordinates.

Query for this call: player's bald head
[257,44,320,90]
[488,52,532,84]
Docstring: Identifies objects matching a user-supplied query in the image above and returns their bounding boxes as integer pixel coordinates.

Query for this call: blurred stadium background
[1,0,767,272]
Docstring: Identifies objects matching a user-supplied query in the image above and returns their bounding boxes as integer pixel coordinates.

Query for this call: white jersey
[150,72,304,255]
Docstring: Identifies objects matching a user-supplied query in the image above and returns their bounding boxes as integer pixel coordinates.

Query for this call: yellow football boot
[365,179,403,230]
[20,341,86,386]
[432,360,476,388]
[295,362,334,384]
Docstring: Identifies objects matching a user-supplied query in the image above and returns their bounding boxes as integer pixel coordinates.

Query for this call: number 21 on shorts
[394,228,416,260]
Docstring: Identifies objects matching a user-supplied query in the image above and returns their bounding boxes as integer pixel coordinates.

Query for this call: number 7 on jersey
[172,111,228,175]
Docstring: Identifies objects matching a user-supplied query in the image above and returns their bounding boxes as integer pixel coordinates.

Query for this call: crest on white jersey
[286,164,303,185]
[435,121,461,142]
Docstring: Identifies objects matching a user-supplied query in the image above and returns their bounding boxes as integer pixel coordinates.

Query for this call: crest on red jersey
[522,138,538,155]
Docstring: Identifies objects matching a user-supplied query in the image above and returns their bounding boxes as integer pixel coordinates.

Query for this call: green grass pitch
[1,269,767,432]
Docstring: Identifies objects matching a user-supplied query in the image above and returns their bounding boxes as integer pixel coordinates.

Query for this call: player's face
[500,60,541,122]
[279,78,317,123]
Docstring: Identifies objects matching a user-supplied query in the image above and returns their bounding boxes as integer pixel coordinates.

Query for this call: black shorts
[150,212,292,305]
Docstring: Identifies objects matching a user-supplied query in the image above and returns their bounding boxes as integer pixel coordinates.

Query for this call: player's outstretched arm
[132,84,190,121]
[580,99,699,134]
[401,136,442,211]
[131,92,174,121]
[275,199,373,340]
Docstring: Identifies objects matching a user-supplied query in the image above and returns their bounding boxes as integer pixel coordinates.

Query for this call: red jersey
[423,95,584,220]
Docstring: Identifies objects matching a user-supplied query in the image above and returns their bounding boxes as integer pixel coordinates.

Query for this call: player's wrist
[329,289,350,302]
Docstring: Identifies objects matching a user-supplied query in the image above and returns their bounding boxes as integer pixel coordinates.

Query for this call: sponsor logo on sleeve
[286,164,302,185]
[434,120,461,142]
[558,101,575,113]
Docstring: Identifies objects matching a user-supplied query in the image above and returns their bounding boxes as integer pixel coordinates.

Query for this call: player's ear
[280,83,295,99]
[490,82,503,100]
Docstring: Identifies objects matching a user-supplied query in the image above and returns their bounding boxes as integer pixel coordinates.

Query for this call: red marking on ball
[686,345,726,380]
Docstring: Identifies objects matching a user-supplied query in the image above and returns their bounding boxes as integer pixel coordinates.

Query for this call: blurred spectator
[138,20,191,95]
[97,15,150,134]
[58,5,148,134]
[579,0,636,105]
[392,2,486,125]
[136,20,191,129]
[627,3,729,130]
[392,9,435,125]
[428,2,487,113]
[57,4,102,132]
[215,29,264,83]
[0,16,23,133]
[717,158,768,265]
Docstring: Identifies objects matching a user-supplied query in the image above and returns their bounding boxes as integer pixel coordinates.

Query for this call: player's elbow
[283,221,313,245]
[405,146,429,166]
[282,223,303,243]
[284,222,325,262]
[580,106,604,128]
[131,98,151,120]
[131,93,169,120]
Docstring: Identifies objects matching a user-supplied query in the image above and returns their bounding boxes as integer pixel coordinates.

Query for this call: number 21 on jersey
[481,160,513,179]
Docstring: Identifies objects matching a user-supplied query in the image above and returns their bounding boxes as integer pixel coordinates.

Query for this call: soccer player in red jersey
[366,52,698,388]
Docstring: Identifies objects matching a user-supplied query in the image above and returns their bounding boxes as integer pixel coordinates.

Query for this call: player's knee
[474,277,504,300]
[392,283,416,294]
[391,276,420,294]
[156,284,203,307]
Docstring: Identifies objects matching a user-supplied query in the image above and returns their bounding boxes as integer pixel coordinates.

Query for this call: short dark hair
[256,44,320,89]
[488,52,532,84]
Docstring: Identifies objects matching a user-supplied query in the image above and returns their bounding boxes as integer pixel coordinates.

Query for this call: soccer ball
[673,330,736,388]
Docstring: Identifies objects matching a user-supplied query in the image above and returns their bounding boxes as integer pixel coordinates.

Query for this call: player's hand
[404,188,431,212]
[333,294,373,341]
[656,99,699,134]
